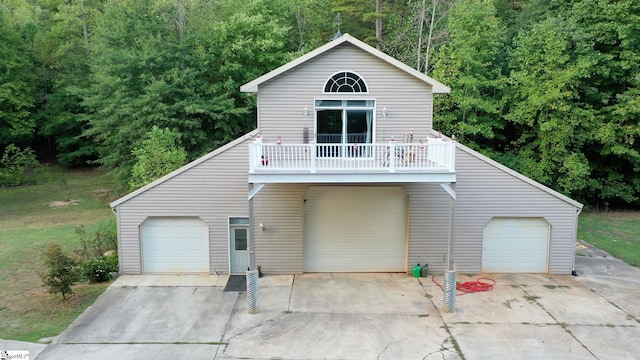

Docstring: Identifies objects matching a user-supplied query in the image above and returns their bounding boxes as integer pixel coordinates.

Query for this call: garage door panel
[141,217,209,274]
[482,218,549,273]
[304,187,407,272]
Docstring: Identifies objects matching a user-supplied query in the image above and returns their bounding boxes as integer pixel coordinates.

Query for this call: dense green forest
[1,0,638,208]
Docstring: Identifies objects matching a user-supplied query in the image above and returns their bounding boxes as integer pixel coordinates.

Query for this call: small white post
[310,141,316,173]
[389,140,396,172]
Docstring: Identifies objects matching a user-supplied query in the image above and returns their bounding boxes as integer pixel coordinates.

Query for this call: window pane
[324,72,368,93]
[235,229,247,250]
[316,110,343,144]
[316,100,342,107]
[345,100,367,107]
[229,217,249,225]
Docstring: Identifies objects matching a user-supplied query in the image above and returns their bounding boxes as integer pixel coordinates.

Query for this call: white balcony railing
[249,137,456,174]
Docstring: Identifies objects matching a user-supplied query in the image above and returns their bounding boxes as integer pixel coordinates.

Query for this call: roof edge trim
[430,130,583,209]
[240,34,450,94]
[110,129,259,208]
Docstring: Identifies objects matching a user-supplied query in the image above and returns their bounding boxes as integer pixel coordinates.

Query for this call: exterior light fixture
[259,223,265,231]
[304,107,309,117]
[382,107,387,118]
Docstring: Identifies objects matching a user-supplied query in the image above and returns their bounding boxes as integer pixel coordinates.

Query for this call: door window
[234,228,247,251]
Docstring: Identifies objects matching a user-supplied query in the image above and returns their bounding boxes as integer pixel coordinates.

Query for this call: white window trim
[322,70,370,94]
[313,98,378,145]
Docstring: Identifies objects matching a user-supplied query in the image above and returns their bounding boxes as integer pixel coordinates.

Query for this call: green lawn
[578,211,640,268]
[0,167,116,342]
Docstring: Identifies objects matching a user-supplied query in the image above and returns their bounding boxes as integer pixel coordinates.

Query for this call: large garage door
[482,217,550,273]
[141,217,209,273]
[303,186,407,272]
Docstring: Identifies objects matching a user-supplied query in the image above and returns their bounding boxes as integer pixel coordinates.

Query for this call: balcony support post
[446,182,456,271]
[248,183,256,271]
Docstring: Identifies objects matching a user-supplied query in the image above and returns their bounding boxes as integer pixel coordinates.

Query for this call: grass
[0,166,117,342]
[542,285,570,290]
[578,211,640,267]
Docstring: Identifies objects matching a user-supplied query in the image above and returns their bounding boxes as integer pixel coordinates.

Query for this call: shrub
[74,218,118,259]
[40,243,81,300]
[0,144,39,187]
[83,254,118,283]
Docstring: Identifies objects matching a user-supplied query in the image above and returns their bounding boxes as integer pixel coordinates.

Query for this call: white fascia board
[240,34,450,94]
[447,135,584,210]
[248,172,456,184]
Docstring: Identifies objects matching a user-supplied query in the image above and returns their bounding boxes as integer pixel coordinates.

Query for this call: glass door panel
[316,109,343,157]
[346,110,372,157]
[230,227,249,273]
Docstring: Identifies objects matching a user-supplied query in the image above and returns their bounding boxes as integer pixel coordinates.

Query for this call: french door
[315,100,374,157]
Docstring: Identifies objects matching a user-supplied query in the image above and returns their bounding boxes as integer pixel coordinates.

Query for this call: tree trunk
[376,0,382,50]
[296,5,305,52]
[80,0,89,45]
[417,0,426,71]
[177,0,185,42]
[424,0,437,74]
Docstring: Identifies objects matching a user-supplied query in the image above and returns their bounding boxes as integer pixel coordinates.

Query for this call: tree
[34,0,102,165]
[40,243,81,300]
[332,0,388,48]
[0,8,36,146]
[430,0,507,147]
[503,16,596,197]
[378,0,450,74]
[130,126,187,190]
[83,0,290,188]
[572,0,640,207]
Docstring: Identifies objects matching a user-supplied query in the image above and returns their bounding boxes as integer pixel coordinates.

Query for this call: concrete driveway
[34,241,640,359]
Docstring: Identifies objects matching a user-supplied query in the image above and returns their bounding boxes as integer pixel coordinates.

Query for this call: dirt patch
[48,200,80,208]
[92,189,111,200]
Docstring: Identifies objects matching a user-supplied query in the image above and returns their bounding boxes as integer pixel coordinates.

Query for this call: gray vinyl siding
[253,184,309,274]
[257,44,434,144]
[114,140,250,275]
[404,183,452,274]
[453,145,579,275]
[253,182,452,275]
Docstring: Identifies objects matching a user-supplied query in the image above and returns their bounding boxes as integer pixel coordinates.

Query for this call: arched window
[323,71,368,93]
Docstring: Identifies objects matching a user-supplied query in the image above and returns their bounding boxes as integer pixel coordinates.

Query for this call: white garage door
[141,217,209,273]
[303,186,407,272]
[482,218,550,273]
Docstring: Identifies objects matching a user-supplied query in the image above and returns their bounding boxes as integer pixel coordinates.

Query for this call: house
[110,34,583,276]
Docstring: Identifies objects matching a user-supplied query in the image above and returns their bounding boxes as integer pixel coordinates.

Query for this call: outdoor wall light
[304,107,309,117]
[382,107,388,118]
[259,223,266,231]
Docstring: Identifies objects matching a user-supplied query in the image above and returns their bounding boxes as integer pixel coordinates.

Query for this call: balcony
[248,137,456,184]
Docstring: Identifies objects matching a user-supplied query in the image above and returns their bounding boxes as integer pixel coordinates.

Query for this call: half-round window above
[324,71,368,93]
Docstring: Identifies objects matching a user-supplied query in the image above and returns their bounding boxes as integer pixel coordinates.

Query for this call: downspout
[571,207,583,276]
[111,206,122,274]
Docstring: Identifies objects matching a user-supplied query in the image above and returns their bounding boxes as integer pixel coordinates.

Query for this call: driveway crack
[518,284,600,360]
[376,337,406,360]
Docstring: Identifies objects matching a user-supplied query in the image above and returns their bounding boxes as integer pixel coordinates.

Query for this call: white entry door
[230,225,249,274]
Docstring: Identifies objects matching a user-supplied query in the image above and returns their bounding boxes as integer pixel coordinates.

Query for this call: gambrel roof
[240,34,450,94]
